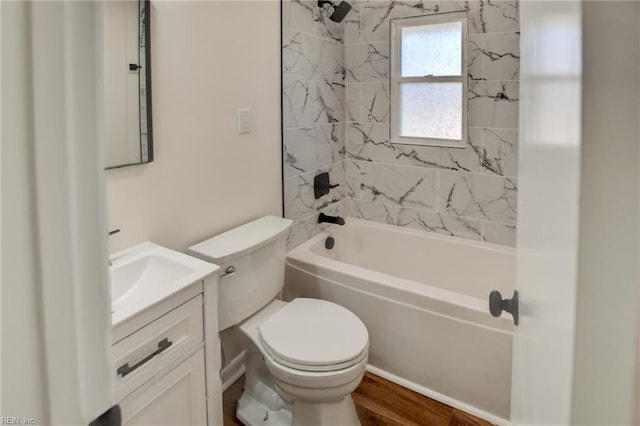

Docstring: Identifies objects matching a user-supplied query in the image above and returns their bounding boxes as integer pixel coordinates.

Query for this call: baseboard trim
[222,350,246,392]
[365,364,511,426]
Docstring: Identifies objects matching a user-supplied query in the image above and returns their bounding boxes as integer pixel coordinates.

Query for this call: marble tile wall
[282,0,349,248]
[282,0,519,248]
[344,0,520,246]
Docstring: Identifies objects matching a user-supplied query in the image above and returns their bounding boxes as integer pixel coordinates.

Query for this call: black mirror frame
[143,0,154,166]
[105,0,154,170]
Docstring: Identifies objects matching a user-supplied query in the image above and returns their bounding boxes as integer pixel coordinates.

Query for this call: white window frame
[390,12,468,148]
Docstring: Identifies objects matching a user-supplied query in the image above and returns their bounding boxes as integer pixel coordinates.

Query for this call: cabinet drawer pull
[117,338,173,378]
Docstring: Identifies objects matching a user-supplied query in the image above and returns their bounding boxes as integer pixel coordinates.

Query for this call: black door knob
[489,290,519,326]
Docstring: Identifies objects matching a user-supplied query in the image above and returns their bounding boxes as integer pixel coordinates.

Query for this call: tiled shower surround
[283,0,519,248]
[282,0,348,248]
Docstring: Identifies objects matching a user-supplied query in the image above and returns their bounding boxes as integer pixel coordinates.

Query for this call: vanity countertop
[110,241,219,328]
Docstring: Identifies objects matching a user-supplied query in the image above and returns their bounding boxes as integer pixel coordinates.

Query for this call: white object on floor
[236,392,292,426]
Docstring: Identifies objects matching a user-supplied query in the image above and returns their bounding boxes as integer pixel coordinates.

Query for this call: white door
[2,1,115,424]
[511,1,583,424]
[512,2,639,425]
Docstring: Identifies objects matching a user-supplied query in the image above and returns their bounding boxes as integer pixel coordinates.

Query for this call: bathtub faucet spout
[318,213,345,226]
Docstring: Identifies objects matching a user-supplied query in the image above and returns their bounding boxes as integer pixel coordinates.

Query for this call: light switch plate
[237,108,252,135]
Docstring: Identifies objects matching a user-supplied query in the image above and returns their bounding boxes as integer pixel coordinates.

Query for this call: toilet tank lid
[188,216,293,264]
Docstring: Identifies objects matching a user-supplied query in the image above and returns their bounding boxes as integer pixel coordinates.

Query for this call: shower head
[329,1,352,22]
[318,0,352,23]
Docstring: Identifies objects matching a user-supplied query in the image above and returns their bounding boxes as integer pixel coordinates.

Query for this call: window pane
[399,82,462,140]
[401,21,462,77]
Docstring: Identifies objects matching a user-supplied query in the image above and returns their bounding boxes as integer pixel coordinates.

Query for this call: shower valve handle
[489,290,519,326]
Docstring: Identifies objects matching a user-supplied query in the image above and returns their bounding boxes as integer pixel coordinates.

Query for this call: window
[390,13,468,147]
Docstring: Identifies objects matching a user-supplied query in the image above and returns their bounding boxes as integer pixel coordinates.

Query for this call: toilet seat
[263,341,369,372]
[258,298,369,372]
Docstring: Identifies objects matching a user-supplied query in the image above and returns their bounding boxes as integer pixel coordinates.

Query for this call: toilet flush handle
[221,266,236,278]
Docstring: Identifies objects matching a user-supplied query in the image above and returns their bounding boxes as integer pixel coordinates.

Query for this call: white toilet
[188,216,369,426]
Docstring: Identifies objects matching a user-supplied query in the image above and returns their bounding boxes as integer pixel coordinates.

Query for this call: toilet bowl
[188,216,369,426]
[239,298,368,425]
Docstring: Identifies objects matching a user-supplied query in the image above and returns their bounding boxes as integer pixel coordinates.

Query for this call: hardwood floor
[222,372,494,426]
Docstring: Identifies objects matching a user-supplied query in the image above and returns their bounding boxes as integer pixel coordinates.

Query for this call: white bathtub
[284,218,515,424]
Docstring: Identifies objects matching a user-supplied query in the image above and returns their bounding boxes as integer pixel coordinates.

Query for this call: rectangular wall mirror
[102,0,153,169]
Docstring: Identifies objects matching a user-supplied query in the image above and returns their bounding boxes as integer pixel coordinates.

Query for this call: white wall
[572,2,640,423]
[106,1,282,253]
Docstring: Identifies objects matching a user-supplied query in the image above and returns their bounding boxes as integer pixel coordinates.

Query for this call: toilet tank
[188,216,293,331]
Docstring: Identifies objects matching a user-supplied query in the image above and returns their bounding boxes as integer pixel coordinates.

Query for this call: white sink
[111,255,192,309]
[110,242,219,326]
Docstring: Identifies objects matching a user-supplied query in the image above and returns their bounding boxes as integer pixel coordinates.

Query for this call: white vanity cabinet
[111,283,220,425]
[109,242,222,425]
[119,348,207,425]
[113,294,205,402]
